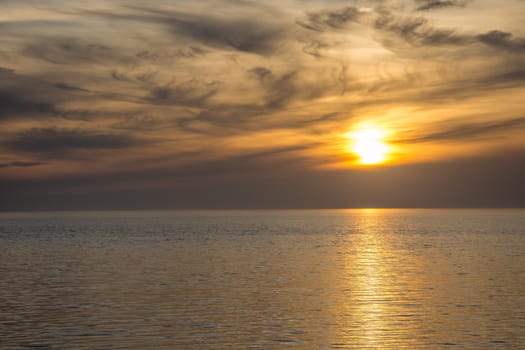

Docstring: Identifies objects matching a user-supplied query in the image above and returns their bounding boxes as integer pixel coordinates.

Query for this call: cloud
[169,66,342,135]
[236,144,317,160]
[0,91,57,121]
[301,40,326,58]
[91,6,286,55]
[110,114,161,132]
[263,70,299,108]
[386,68,525,105]
[4,127,143,158]
[173,106,258,135]
[0,67,99,122]
[415,0,470,11]
[399,117,525,143]
[253,68,335,109]
[24,38,113,65]
[135,46,207,61]
[296,7,362,32]
[477,30,525,52]
[477,68,525,87]
[54,83,91,93]
[375,11,525,53]
[0,161,45,168]
[374,12,471,46]
[248,67,272,82]
[166,17,283,54]
[147,79,221,107]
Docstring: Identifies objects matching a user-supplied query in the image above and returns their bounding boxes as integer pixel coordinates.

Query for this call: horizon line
[1,207,525,214]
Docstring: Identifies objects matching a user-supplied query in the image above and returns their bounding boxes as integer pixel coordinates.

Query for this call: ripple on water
[1,209,525,349]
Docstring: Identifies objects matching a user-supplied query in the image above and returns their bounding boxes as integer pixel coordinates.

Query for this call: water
[1,209,525,349]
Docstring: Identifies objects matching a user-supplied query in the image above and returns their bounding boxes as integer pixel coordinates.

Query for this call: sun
[347,124,390,165]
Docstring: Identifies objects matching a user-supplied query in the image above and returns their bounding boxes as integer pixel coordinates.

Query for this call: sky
[0,0,524,210]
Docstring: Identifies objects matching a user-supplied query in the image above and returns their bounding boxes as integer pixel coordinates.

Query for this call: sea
[1,209,524,349]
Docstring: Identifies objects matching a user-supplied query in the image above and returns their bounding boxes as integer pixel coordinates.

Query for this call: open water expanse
[1,209,525,349]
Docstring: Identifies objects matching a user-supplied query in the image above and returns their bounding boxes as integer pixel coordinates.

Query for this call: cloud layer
[0,0,524,208]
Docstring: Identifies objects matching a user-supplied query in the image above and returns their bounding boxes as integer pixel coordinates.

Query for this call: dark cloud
[93,7,285,55]
[375,11,525,53]
[0,161,45,168]
[110,115,161,131]
[148,80,221,107]
[258,70,333,109]
[415,0,470,11]
[5,141,317,196]
[399,117,525,143]
[0,68,99,122]
[297,7,362,32]
[301,39,332,58]
[248,67,272,82]
[263,71,298,108]
[375,12,471,46]
[4,127,143,157]
[237,144,317,160]
[167,17,283,54]
[111,70,128,82]
[360,66,525,112]
[135,46,207,61]
[110,70,158,84]
[0,91,57,120]
[174,106,259,135]
[2,149,525,210]
[477,30,525,52]
[422,68,525,102]
[477,68,525,87]
[24,38,113,64]
[175,46,207,58]
[0,139,323,210]
[54,83,90,93]
[0,67,14,74]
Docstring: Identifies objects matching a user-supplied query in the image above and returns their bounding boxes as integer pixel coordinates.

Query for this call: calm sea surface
[1,209,525,349]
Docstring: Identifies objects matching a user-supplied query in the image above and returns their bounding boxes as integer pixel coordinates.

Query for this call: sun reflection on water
[337,212,429,348]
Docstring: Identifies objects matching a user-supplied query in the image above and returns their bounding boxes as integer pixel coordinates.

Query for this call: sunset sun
[348,125,390,165]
